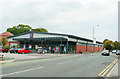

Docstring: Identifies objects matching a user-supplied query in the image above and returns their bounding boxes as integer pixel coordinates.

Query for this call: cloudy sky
[0,0,119,42]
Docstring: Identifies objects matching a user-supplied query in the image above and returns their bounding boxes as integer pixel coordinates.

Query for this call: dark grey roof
[7,31,103,44]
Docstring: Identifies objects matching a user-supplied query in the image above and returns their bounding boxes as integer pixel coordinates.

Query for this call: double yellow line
[98,59,118,77]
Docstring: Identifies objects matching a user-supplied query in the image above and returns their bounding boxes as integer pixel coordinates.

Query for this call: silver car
[102,50,110,56]
[112,50,117,53]
[116,50,120,55]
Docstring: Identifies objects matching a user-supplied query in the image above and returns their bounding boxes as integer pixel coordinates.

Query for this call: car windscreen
[18,48,23,50]
[112,50,116,52]
[25,49,30,50]
[103,50,109,52]
[117,50,120,52]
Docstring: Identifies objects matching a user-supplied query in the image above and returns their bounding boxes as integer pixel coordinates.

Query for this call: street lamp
[93,25,99,53]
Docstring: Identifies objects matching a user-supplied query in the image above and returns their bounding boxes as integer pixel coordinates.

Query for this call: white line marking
[1,66,43,77]
[56,61,72,65]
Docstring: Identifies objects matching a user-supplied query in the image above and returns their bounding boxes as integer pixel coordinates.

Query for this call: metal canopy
[13,37,67,42]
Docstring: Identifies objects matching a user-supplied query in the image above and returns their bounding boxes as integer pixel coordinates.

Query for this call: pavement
[0,52,94,64]
[106,55,120,78]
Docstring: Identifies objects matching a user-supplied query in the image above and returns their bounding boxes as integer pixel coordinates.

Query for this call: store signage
[29,45,32,49]
[30,33,33,38]
[56,47,59,51]
[23,45,26,48]
[10,43,20,49]
[35,45,38,49]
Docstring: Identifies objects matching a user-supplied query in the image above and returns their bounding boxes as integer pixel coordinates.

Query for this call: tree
[6,24,48,35]
[0,39,2,46]
[106,44,112,50]
[7,24,31,35]
[2,38,6,46]
[103,40,115,50]
[32,28,48,32]
[103,39,108,44]
[117,42,120,50]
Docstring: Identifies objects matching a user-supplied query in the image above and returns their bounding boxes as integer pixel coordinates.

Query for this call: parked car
[0,46,9,53]
[116,50,120,55]
[10,48,16,53]
[10,48,19,53]
[112,50,117,53]
[101,50,110,56]
[17,48,31,54]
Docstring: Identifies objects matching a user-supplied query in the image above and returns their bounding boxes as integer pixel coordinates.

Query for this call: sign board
[35,45,38,49]
[23,45,26,48]
[29,45,32,49]
[30,33,33,38]
[56,47,59,51]
[10,43,19,49]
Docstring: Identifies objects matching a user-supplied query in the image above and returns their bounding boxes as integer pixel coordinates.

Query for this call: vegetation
[32,28,48,32]
[103,39,120,50]
[2,38,7,46]
[3,46,9,49]
[6,24,48,35]
[0,39,2,46]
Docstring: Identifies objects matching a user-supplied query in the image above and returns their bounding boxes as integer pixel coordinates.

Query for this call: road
[1,53,116,77]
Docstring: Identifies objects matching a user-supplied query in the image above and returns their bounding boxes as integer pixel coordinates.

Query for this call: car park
[112,50,117,53]
[116,50,120,55]
[101,50,110,56]
[17,48,31,54]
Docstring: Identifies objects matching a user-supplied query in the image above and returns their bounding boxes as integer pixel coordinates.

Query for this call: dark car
[116,50,120,55]
[10,48,18,53]
[101,50,110,56]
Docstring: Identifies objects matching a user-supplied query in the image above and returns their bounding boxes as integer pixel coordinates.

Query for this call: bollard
[0,55,3,61]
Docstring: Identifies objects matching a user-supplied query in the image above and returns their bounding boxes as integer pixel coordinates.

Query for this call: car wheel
[6,50,8,53]
[22,52,24,54]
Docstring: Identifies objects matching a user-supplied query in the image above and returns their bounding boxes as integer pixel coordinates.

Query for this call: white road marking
[1,66,44,77]
[56,60,72,65]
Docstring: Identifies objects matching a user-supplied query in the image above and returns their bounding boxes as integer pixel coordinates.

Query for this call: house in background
[0,32,13,46]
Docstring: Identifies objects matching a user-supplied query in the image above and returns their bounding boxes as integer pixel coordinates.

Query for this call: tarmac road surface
[1,53,116,77]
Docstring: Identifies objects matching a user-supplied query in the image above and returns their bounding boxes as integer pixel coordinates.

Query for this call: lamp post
[93,25,99,53]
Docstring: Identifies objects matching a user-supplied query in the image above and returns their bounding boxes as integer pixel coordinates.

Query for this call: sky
[0,0,119,42]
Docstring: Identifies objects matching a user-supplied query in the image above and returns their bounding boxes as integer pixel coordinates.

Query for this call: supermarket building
[7,32,103,53]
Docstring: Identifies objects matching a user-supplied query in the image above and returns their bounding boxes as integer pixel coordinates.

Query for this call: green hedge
[3,46,9,49]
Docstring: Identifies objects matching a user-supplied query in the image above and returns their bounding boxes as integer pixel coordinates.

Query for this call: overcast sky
[0,0,119,42]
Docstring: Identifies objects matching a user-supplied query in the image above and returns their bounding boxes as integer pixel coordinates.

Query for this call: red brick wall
[99,47,103,51]
[94,47,98,52]
[87,46,93,52]
[76,45,86,53]
[76,45,103,53]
